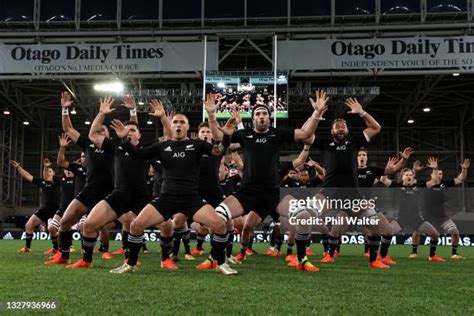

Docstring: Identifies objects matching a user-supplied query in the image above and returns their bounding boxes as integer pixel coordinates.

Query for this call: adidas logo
[3,232,14,240]
[164,146,172,152]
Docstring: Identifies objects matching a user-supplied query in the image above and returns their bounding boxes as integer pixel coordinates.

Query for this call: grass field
[0,240,473,315]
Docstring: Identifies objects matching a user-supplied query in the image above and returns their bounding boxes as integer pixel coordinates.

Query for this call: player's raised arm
[61,91,80,143]
[10,160,34,182]
[294,90,329,142]
[122,95,138,124]
[205,93,225,142]
[149,99,172,140]
[454,158,470,185]
[384,147,414,175]
[57,133,71,169]
[345,97,381,141]
[89,96,115,148]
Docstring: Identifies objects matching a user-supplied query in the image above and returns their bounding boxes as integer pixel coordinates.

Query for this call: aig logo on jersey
[173,152,186,158]
[255,138,267,143]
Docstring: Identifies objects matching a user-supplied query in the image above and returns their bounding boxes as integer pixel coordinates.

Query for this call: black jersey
[313,133,369,187]
[102,138,149,191]
[150,159,162,197]
[145,175,155,197]
[32,176,61,209]
[390,181,427,217]
[199,153,222,192]
[59,176,75,210]
[422,180,456,218]
[357,166,385,188]
[231,127,294,189]
[76,135,113,188]
[66,162,87,195]
[220,174,241,197]
[123,138,213,195]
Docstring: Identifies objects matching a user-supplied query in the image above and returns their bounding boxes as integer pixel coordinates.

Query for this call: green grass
[0,240,473,315]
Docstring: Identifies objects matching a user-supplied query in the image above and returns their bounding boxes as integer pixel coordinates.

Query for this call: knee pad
[215,203,232,223]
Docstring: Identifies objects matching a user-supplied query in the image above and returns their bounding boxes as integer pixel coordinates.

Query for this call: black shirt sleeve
[371,167,386,177]
[101,138,116,154]
[231,130,244,144]
[75,135,87,149]
[197,140,214,157]
[123,141,162,161]
[66,162,80,173]
[442,180,456,187]
[31,177,42,186]
[312,137,325,151]
[277,128,295,145]
[354,132,370,148]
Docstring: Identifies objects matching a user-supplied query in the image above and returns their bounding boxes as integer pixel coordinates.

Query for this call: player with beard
[199,91,327,272]
[380,159,444,261]
[12,158,60,253]
[67,97,162,269]
[109,111,240,275]
[310,97,389,269]
[410,159,470,260]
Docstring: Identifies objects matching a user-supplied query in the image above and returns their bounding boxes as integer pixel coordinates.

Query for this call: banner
[2,230,474,246]
[0,41,218,74]
[277,36,474,71]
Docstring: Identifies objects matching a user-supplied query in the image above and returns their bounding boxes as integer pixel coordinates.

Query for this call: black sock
[240,243,248,256]
[142,242,148,251]
[321,234,329,253]
[226,231,234,258]
[172,228,186,257]
[101,242,109,253]
[269,229,276,248]
[248,238,254,251]
[121,231,129,250]
[430,239,438,257]
[25,233,33,249]
[182,230,191,255]
[196,233,206,250]
[412,244,418,254]
[160,235,173,261]
[275,234,283,252]
[127,233,143,266]
[211,233,228,265]
[380,235,392,258]
[364,237,369,253]
[82,236,97,263]
[80,236,84,251]
[328,235,339,257]
[295,233,309,262]
[51,235,59,250]
[287,242,294,256]
[368,236,381,263]
[335,239,341,252]
[60,230,72,259]
[452,244,458,255]
[123,231,130,259]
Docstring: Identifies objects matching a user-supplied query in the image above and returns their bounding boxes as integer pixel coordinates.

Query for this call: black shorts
[55,208,66,218]
[105,188,151,218]
[149,194,206,221]
[200,188,225,208]
[75,183,113,211]
[34,206,57,223]
[397,213,426,232]
[233,185,279,220]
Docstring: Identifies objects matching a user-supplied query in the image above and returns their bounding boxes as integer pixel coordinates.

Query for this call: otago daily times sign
[278,36,474,70]
[0,41,218,73]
